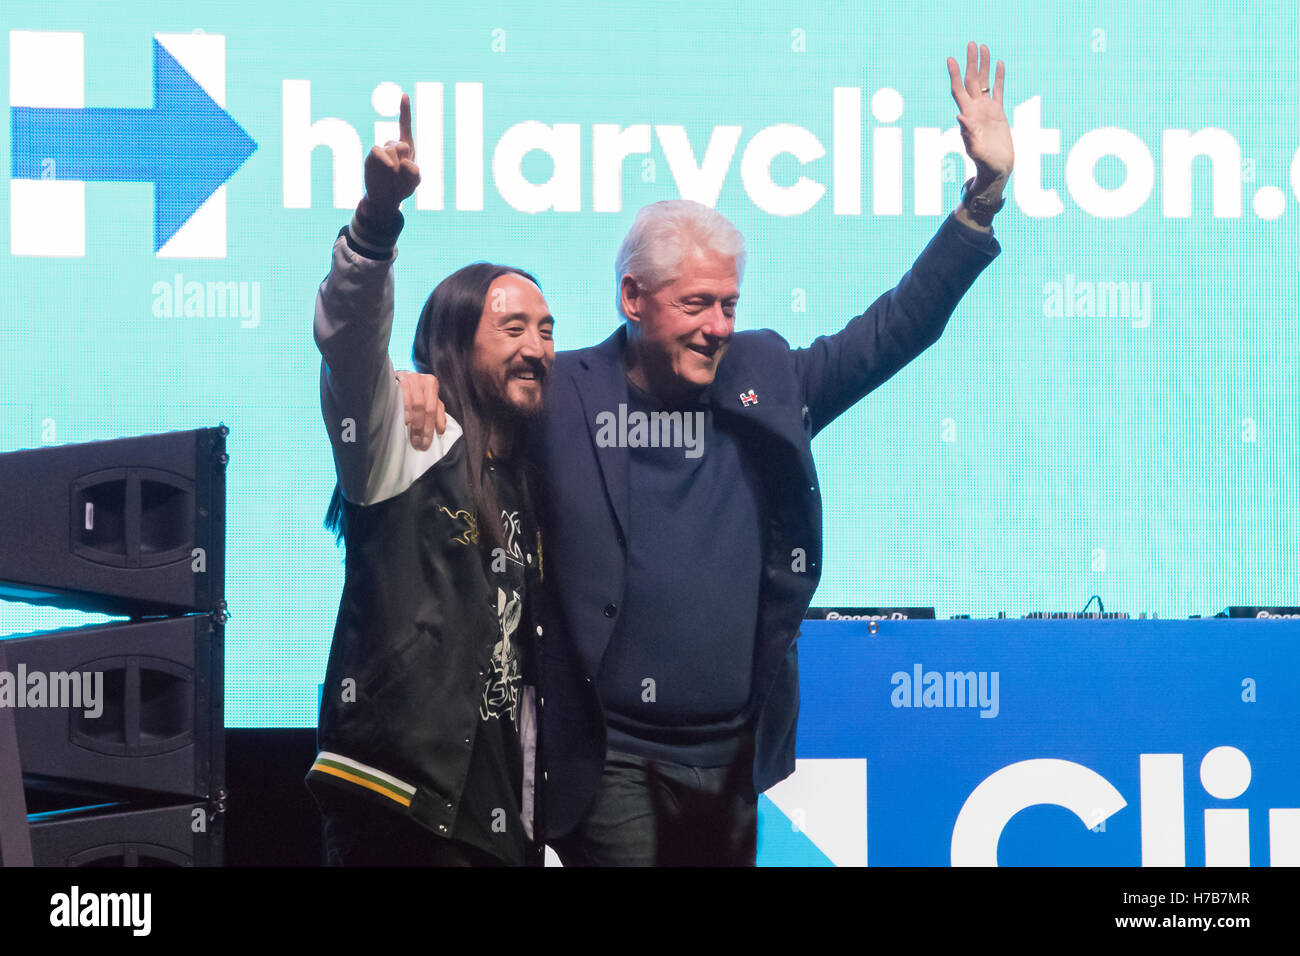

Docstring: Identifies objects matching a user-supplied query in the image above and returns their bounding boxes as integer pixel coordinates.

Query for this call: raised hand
[364,93,420,212]
[946,42,1014,185]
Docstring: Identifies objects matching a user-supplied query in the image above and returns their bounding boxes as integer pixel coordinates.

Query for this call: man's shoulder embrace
[556,325,621,361]
[719,327,797,379]
[551,326,623,378]
[553,343,596,374]
[546,325,795,388]
[546,325,795,392]
[730,326,792,356]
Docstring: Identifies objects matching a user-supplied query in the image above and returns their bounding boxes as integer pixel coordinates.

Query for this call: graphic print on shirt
[481,585,522,726]
[499,508,525,567]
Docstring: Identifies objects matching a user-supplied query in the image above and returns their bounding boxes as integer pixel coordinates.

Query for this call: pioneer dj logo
[8,30,256,258]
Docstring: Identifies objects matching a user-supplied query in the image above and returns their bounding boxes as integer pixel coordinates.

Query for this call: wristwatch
[960,176,1005,227]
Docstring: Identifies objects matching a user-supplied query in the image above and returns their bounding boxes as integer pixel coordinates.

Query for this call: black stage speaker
[28,801,223,866]
[0,644,34,865]
[3,614,223,800]
[0,426,226,617]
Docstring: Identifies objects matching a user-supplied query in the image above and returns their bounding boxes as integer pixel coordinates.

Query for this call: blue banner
[758,618,1300,866]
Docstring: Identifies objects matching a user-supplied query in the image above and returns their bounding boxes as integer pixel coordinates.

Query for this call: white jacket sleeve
[313,231,461,507]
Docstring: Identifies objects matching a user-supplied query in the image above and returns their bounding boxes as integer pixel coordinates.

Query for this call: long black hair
[324,262,543,554]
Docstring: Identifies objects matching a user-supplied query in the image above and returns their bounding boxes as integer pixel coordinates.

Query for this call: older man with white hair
[401,42,1014,864]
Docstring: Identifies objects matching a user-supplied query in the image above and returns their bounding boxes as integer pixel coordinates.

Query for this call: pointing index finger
[399,93,413,152]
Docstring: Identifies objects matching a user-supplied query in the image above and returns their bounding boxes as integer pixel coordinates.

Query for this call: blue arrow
[11,38,257,251]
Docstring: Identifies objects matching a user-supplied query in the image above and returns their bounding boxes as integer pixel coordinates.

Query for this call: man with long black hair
[307,95,554,865]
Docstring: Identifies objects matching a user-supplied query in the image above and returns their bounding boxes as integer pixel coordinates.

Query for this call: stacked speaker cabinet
[0,427,226,866]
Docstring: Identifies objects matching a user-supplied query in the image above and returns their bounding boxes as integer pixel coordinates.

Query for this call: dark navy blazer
[534,214,1001,839]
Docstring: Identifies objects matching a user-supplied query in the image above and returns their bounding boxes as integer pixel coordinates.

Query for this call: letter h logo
[8,30,256,258]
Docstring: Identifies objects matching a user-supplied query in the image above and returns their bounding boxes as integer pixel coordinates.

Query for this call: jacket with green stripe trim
[306,210,538,846]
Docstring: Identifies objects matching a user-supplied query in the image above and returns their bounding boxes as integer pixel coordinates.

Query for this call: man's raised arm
[795,42,1014,435]
[313,95,450,502]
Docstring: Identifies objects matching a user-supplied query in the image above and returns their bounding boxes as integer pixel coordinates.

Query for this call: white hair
[615,200,746,319]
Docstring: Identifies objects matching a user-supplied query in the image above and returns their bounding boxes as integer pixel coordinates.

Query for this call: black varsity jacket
[305,218,540,847]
